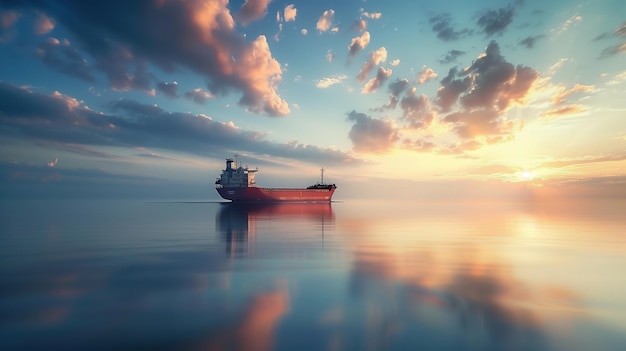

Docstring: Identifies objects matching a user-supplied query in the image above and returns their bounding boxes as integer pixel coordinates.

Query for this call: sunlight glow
[522,170,534,180]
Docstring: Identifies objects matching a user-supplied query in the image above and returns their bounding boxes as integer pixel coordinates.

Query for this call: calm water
[1,198,625,351]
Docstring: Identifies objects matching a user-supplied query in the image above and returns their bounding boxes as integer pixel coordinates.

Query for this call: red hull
[217,186,335,202]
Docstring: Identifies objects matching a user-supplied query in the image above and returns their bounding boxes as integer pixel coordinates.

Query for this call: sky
[0,0,625,200]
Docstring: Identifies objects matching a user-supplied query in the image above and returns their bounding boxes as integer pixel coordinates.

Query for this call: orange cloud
[317,9,335,32]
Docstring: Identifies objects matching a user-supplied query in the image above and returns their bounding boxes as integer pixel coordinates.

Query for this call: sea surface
[1,198,625,351]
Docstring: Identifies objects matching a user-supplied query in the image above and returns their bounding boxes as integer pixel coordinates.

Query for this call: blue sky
[1,0,625,199]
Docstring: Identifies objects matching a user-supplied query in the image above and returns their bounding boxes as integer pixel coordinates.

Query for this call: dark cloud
[438,49,466,64]
[352,19,367,32]
[346,110,399,153]
[0,9,19,42]
[35,37,95,82]
[0,82,355,165]
[519,35,543,49]
[433,41,538,150]
[435,67,472,113]
[9,0,289,116]
[388,78,409,97]
[477,4,516,36]
[599,42,626,59]
[459,41,539,111]
[184,88,214,104]
[384,78,409,109]
[157,81,178,98]
[429,14,472,41]
[593,21,626,41]
[399,88,435,129]
[235,0,271,26]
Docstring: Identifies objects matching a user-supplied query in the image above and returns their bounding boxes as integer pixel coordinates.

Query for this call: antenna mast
[321,167,324,184]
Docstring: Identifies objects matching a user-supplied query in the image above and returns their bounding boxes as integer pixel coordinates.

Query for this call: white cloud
[316,74,347,88]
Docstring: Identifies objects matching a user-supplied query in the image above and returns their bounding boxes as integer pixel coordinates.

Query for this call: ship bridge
[215,157,257,188]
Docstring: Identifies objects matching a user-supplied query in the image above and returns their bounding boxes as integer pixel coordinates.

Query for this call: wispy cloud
[477,3,517,36]
[315,74,347,88]
[0,82,355,165]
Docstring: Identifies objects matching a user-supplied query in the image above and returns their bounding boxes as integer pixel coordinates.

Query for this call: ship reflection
[216,202,335,256]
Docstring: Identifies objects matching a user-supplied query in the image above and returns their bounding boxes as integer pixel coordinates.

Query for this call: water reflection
[1,199,624,350]
[216,203,335,256]
[335,200,626,351]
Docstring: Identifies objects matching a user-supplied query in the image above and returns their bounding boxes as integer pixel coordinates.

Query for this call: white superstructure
[215,157,257,188]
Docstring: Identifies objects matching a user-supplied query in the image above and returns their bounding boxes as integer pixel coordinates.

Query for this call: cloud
[443,109,517,141]
[348,31,371,58]
[184,88,215,104]
[47,157,58,168]
[544,104,587,117]
[537,152,626,169]
[429,14,471,41]
[607,70,626,85]
[438,49,465,64]
[594,21,626,41]
[400,88,435,129]
[35,38,95,83]
[519,35,543,49]
[459,41,539,112]
[353,19,367,32]
[12,1,290,116]
[434,41,538,147]
[356,46,386,82]
[435,68,472,112]
[0,82,355,165]
[301,28,308,35]
[283,4,297,22]
[315,74,347,88]
[384,78,409,109]
[346,110,399,153]
[361,67,392,94]
[157,81,178,98]
[0,10,19,42]
[326,50,335,62]
[557,15,582,35]
[599,42,626,59]
[477,3,516,36]
[362,12,382,20]
[317,9,335,32]
[34,12,55,34]
[417,66,438,84]
[551,84,595,105]
[235,0,271,26]
[389,59,400,66]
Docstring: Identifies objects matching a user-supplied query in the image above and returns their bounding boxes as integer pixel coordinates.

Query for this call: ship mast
[320,167,324,184]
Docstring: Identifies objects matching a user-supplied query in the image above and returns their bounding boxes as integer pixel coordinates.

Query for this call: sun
[522,170,534,180]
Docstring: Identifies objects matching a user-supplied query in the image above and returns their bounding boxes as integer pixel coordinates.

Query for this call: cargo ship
[215,156,336,202]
